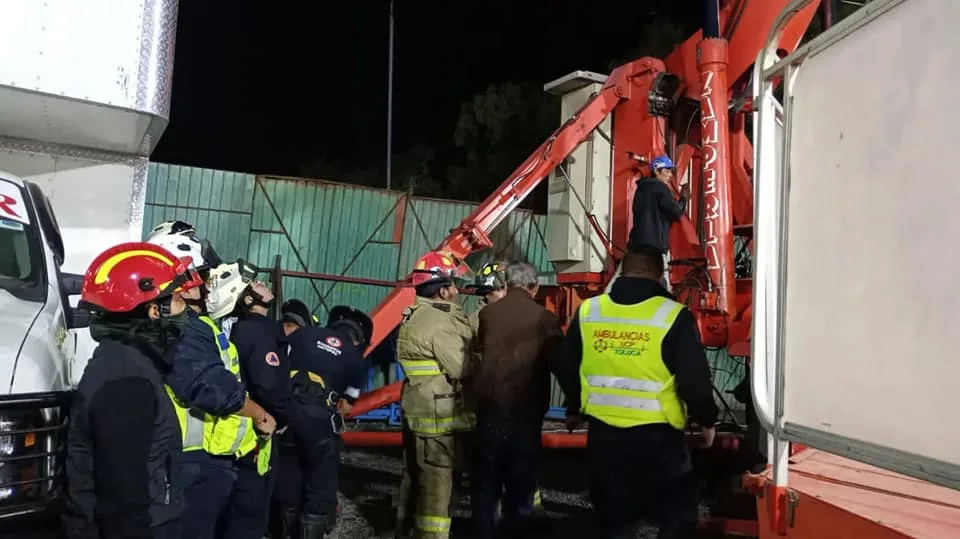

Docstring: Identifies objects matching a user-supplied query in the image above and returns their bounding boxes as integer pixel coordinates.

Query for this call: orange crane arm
[360,59,665,358]
[349,59,667,418]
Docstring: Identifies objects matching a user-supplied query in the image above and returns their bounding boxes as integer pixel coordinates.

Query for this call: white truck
[752,0,960,535]
[0,0,179,524]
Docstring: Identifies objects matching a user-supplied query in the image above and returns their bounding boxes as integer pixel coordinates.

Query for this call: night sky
[153,1,702,182]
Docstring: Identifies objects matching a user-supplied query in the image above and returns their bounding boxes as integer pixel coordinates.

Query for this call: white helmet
[147,230,207,269]
[146,220,221,270]
[205,262,255,319]
[147,220,196,240]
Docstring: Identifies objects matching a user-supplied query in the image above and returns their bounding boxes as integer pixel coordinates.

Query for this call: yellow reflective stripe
[582,295,679,327]
[94,249,174,284]
[533,488,542,508]
[415,515,451,533]
[400,359,443,376]
[406,416,456,434]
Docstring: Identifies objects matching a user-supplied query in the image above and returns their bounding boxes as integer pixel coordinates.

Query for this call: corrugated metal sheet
[143,163,746,415]
[143,163,255,262]
[248,176,404,319]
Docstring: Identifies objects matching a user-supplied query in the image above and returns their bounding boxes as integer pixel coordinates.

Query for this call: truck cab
[0,171,85,521]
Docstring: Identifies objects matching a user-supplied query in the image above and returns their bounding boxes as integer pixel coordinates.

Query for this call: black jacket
[287,326,367,442]
[63,340,182,539]
[230,313,294,429]
[628,177,686,253]
[287,326,366,402]
[553,277,719,429]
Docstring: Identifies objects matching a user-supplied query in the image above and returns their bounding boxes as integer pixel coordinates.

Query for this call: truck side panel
[0,141,148,371]
[755,0,960,490]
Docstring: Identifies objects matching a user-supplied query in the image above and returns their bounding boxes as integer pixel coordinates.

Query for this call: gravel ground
[6,439,740,538]
[331,445,739,539]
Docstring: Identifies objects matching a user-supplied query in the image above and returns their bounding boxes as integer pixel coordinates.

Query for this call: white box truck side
[0,0,179,523]
[753,0,960,500]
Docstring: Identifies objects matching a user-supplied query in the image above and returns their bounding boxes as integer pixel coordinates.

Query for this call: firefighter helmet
[409,251,463,287]
[147,220,196,239]
[146,220,223,270]
[80,242,203,313]
[474,261,507,295]
[205,261,258,319]
[327,305,374,348]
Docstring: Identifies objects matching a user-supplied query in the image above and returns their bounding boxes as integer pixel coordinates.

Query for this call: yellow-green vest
[167,315,261,464]
[578,295,687,430]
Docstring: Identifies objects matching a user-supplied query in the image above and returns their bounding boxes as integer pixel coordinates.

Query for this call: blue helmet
[651,155,675,172]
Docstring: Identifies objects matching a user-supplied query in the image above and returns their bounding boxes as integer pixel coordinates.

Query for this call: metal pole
[386,0,394,190]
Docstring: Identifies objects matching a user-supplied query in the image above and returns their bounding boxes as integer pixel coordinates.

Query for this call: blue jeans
[470,414,541,539]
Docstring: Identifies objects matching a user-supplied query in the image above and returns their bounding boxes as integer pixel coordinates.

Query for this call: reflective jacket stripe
[400,359,444,376]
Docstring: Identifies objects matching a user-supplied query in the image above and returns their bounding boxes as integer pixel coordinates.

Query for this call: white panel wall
[756,0,960,488]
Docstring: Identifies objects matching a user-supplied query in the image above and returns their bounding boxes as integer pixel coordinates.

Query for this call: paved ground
[6,445,742,538]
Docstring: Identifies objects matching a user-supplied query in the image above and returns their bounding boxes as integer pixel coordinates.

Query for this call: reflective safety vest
[167,316,260,461]
[578,295,688,430]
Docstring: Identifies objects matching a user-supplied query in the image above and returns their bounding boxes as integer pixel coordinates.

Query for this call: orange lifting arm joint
[351,60,665,419]
[361,59,665,357]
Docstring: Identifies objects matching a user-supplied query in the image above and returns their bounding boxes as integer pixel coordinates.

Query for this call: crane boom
[362,59,667,356]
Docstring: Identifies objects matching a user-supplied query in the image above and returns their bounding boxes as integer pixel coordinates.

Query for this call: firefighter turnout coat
[398,297,475,435]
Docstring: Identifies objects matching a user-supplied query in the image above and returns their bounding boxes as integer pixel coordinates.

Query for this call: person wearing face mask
[275,304,372,539]
[146,225,276,539]
[219,268,293,539]
[394,252,474,539]
[61,242,204,539]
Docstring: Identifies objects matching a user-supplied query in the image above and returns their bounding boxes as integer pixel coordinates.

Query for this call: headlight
[0,407,60,506]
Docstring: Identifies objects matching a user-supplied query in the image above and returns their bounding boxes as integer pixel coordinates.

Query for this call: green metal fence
[143,162,746,417]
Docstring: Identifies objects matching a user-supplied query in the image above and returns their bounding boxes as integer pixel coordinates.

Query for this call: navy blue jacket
[287,326,367,403]
[628,177,686,253]
[165,311,246,416]
[229,313,296,429]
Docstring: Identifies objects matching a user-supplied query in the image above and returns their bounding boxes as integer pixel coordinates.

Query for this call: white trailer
[0,0,179,522]
[752,0,960,535]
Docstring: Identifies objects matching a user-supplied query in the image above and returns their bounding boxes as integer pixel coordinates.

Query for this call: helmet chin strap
[242,288,274,311]
[184,285,208,311]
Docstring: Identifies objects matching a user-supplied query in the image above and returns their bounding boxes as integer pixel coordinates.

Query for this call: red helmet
[409,251,463,287]
[80,242,204,313]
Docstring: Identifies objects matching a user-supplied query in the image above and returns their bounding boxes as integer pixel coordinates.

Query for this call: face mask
[159,309,191,345]
[133,309,190,352]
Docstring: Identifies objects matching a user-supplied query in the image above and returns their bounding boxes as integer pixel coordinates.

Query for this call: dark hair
[415,280,451,299]
[621,245,664,277]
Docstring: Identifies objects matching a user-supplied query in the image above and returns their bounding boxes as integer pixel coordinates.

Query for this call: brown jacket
[473,288,563,422]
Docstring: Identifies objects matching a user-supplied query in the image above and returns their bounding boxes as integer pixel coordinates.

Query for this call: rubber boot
[300,513,328,539]
[281,507,301,539]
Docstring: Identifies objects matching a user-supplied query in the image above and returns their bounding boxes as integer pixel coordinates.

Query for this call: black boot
[300,513,328,539]
[281,507,301,539]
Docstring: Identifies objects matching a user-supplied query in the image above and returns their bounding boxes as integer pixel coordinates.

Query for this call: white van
[0,171,86,522]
